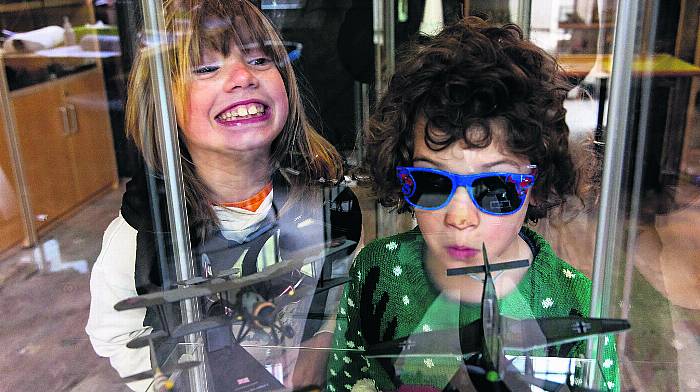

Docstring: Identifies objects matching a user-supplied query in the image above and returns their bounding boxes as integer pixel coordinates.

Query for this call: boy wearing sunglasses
[326,18,619,391]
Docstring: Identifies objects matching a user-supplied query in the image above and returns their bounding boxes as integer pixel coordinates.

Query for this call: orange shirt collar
[218,182,273,212]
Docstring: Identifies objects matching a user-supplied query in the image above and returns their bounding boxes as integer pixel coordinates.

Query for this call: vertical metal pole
[619,0,660,357]
[591,0,640,321]
[353,81,363,164]
[361,83,371,127]
[373,0,398,237]
[372,0,396,93]
[385,0,396,78]
[373,0,385,94]
[0,55,38,247]
[353,82,371,165]
[139,1,206,390]
[518,0,532,39]
[588,0,640,384]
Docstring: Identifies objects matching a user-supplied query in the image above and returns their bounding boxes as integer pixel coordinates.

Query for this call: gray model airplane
[366,244,630,391]
[117,238,355,349]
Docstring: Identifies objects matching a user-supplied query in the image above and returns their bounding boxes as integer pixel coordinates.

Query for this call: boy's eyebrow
[413,157,523,169]
[412,156,442,167]
[480,159,522,170]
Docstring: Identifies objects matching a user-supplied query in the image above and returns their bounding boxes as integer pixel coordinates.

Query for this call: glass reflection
[33,238,89,274]
[329,18,620,391]
[86,1,362,391]
[0,0,697,391]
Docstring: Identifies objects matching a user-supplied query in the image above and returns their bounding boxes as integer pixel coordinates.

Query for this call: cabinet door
[0,111,26,251]
[12,85,78,229]
[63,69,117,201]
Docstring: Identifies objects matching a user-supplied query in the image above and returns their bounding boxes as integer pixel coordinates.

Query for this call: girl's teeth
[218,104,265,120]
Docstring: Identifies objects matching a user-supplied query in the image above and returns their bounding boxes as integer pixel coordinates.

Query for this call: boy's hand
[362,266,397,345]
[280,331,333,390]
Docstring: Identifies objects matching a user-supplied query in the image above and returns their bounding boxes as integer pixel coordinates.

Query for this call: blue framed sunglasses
[396,166,537,215]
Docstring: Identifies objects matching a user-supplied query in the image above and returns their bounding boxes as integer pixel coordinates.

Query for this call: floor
[0,186,129,392]
[0,172,698,392]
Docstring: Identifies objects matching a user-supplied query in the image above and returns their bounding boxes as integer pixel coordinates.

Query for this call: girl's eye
[248,57,272,67]
[192,64,220,75]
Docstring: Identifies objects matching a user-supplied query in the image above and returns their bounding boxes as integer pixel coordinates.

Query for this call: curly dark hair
[363,17,576,223]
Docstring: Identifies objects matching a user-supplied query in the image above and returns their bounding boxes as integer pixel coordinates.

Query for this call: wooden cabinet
[0,111,26,251]
[13,78,78,227]
[0,0,115,251]
[63,70,117,200]
[11,68,117,230]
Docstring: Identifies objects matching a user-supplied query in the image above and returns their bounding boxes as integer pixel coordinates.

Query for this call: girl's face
[182,42,289,162]
[411,120,534,274]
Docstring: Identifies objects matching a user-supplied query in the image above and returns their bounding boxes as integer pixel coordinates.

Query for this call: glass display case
[0,1,699,391]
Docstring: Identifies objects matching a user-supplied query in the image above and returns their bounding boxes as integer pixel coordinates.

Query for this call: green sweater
[327,227,620,391]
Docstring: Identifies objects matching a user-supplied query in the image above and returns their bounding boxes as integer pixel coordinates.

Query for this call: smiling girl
[86,1,361,390]
[327,18,619,391]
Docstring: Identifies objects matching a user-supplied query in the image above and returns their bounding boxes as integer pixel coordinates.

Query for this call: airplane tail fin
[482,243,491,274]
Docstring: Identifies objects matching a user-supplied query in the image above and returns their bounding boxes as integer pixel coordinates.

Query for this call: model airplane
[117,252,352,391]
[117,236,356,347]
[366,244,630,391]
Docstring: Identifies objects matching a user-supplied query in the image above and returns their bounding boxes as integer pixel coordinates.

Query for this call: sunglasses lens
[472,175,522,214]
[408,171,453,209]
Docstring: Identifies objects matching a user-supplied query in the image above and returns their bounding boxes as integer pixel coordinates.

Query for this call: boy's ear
[523,194,545,224]
[525,190,537,207]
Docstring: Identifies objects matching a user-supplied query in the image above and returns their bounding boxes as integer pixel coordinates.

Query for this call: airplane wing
[170,317,229,339]
[120,361,201,383]
[176,276,210,286]
[115,237,358,312]
[502,316,630,351]
[126,330,169,349]
[314,276,350,294]
[365,320,482,358]
[115,255,316,311]
[446,258,529,276]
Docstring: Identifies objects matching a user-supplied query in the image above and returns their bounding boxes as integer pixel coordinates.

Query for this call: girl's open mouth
[215,101,269,125]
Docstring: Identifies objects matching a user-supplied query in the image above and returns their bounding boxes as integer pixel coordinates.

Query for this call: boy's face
[182,41,289,165]
[411,119,533,274]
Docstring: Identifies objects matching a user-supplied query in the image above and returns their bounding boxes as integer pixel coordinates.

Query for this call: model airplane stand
[204,325,286,392]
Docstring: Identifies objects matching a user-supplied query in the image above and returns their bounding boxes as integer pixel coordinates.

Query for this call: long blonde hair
[125,0,343,228]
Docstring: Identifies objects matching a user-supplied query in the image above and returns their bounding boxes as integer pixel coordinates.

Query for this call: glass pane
[91,1,368,391]
[0,0,129,390]
[592,1,700,391]
[3,1,697,391]
[469,1,700,391]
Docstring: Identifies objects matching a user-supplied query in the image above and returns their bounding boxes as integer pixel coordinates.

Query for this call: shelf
[7,64,98,94]
[0,0,85,14]
[558,22,615,30]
